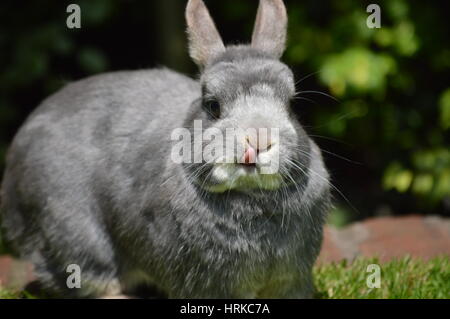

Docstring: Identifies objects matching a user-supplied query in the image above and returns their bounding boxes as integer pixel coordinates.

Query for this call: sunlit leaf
[439,88,450,130]
[320,48,396,96]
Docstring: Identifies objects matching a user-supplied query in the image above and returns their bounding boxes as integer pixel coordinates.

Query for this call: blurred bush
[0,0,449,227]
[280,0,449,222]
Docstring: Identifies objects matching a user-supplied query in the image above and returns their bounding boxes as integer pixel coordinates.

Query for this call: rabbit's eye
[204,99,221,119]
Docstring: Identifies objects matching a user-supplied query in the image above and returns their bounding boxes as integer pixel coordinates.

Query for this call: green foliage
[314,256,450,299]
[282,0,450,216]
[327,206,354,228]
[440,89,450,130]
[383,149,450,204]
[320,48,396,97]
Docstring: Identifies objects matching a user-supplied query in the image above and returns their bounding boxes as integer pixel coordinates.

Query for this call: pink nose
[242,146,257,165]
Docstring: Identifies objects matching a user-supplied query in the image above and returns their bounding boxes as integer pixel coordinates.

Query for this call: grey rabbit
[0,0,330,298]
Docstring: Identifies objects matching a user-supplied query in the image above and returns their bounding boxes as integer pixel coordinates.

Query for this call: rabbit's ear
[186,0,225,68]
[251,0,288,59]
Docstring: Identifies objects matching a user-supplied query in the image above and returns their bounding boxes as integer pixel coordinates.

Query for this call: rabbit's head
[182,0,314,195]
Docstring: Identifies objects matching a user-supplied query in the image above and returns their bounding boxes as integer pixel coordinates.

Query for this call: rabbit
[0,0,330,298]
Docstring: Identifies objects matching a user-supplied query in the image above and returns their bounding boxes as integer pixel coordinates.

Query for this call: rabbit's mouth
[201,162,283,193]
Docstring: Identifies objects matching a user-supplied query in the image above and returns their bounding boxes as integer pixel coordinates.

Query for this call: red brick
[318,216,450,263]
[317,227,344,263]
[0,255,35,290]
[358,215,450,262]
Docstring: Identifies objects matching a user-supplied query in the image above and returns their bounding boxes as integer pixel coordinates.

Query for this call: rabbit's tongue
[242,146,257,164]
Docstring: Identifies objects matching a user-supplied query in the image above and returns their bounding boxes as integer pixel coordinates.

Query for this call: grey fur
[251,0,288,58]
[0,0,330,298]
[186,0,225,68]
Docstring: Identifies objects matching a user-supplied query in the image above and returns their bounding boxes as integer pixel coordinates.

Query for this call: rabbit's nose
[241,133,274,165]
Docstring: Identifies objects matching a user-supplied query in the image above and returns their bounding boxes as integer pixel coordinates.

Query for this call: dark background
[0,0,449,232]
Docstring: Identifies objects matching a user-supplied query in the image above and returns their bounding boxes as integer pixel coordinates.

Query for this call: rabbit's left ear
[186,0,225,68]
[251,0,288,59]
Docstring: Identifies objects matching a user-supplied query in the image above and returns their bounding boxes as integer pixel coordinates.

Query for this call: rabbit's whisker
[296,90,339,103]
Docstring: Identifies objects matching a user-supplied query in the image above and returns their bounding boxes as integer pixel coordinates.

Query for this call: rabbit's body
[1,0,331,298]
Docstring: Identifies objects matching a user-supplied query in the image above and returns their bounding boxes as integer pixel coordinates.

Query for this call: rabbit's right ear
[186,0,225,68]
[251,0,288,59]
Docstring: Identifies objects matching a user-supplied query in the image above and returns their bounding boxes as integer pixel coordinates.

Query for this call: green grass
[0,289,36,299]
[0,256,448,299]
[314,256,450,299]
[0,289,21,299]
